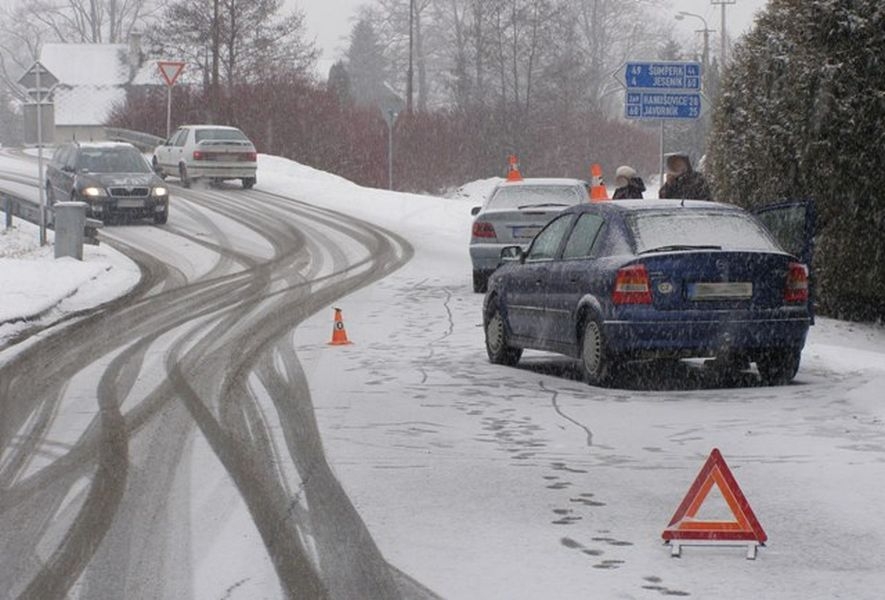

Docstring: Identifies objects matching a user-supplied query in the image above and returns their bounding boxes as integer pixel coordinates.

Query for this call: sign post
[18,61,58,247]
[622,61,703,191]
[383,109,398,190]
[157,61,186,139]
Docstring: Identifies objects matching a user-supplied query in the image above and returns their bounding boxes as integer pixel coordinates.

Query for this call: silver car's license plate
[511,225,542,239]
[688,282,753,300]
[117,199,146,208]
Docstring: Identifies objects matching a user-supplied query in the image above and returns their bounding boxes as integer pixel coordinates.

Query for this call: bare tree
[4,0,160,44]
[152,0,318,117]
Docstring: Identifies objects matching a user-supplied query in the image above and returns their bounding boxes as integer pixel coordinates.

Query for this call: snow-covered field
[2,151,884,598]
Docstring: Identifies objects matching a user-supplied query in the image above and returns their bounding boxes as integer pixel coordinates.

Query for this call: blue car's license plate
[688,282,753,300]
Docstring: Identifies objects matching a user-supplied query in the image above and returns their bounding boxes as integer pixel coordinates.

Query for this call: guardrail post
[53,201,87,260]
[3,194,11,230]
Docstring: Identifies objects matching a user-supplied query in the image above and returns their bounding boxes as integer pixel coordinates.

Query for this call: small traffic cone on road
[589,163,609,202]
[328,307,353,346]
[506,154,523,182]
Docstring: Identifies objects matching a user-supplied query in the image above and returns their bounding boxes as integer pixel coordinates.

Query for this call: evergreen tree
[346,19,389,107]
[327,60,352,105]
[0,88,21,146]
[708,0,885,320]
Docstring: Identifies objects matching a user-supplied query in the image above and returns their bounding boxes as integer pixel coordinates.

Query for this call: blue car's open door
[753,199,816,320]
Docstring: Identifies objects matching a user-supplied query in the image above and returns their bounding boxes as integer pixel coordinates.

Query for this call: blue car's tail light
[784,262,809,303]
[613,264,653,305]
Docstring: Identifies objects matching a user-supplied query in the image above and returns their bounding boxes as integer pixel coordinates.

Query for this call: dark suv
[46,142,170,224]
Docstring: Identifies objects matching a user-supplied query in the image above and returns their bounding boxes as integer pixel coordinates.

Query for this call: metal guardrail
[2,190,101,244]
[104,127,165,152]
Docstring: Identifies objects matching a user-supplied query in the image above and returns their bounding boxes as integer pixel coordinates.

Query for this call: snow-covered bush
[708,0,885,321]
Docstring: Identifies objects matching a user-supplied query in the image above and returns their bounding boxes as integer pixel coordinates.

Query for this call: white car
[152,125,257,189]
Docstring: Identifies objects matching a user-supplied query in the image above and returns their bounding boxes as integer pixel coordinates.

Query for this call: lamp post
[407,0,414,114]
[710,0,736,65]
[384,109,398,190]
[675,11,713,73]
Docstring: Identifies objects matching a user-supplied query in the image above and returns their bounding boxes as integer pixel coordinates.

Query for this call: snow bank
[0,218,141,350]
[0,256,108,322]
[447,176,503,206]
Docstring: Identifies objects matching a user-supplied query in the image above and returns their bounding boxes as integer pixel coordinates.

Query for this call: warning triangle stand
[662,448,767,559]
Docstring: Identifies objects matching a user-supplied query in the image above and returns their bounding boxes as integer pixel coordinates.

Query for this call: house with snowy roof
[37,35,161,143]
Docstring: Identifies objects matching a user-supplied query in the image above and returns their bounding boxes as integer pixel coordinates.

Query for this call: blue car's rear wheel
[756,347,801,385]
[580,319,612,386]
[485,305,522,366]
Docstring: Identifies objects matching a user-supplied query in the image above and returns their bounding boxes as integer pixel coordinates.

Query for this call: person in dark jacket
[659,153,712,200]
[612,165,645,199]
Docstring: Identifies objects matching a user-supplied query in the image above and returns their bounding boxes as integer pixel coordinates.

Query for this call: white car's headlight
[153,186,169,197]
[81,186,106,197]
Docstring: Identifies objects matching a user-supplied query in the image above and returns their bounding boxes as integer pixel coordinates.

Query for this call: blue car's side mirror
[500,245,524,265]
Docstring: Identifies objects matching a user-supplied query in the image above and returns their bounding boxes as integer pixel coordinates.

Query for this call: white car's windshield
[487,185,581,210]
[629,211,782,254]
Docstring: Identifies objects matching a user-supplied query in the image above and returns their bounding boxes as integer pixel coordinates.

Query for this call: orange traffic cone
[328,307,353,346]
[506,154,523,182]
[589,163,608,201]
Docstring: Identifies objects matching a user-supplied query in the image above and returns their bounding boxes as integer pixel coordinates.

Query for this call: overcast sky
[294,0,771,66]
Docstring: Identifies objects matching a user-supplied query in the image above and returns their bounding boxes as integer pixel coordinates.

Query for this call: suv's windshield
[76,147,150,174]
[487,185,581,210]
[628,210,782,254]
[195,128,249,143]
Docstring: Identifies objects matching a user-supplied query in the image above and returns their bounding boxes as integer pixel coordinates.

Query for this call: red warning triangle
[157,61,186,87]
[662,448,767,543]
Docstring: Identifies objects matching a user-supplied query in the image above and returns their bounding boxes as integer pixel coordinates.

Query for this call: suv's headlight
[153,186,168,197]
[81,186,107,197]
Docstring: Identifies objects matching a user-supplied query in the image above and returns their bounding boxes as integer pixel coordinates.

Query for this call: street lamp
[675,11,714,73]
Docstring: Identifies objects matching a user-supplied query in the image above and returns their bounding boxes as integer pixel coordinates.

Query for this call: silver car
[469,178,589,292]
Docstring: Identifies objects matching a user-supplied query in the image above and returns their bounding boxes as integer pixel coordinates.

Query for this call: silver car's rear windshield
[76,148,150,174]
[487,185,581,210]
[628,210,782,254]
[195,128,249,143]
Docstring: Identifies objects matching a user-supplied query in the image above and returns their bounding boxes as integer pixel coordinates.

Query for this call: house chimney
[128,32,143,72]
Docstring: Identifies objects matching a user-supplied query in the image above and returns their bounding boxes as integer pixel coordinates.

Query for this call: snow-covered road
[261,158,885,599]
[0,153,433,599]
[1,151,884,599]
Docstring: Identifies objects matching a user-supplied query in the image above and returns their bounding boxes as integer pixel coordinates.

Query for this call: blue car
[482,199,814,386]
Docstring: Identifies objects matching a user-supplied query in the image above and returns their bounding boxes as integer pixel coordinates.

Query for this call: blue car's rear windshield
[627,210,782,254]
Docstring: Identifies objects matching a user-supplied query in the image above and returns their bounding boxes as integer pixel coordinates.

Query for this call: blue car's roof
[565,199,745,216]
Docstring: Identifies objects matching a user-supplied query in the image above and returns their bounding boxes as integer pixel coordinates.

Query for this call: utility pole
[406,0,414,114]
[711,0,736,66]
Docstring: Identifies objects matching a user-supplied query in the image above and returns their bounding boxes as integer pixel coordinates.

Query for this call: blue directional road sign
[625,62,701,91]
[625,92,702,120]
